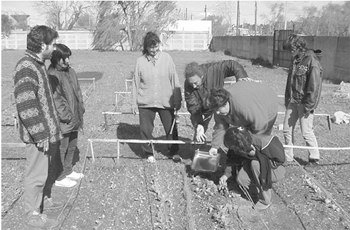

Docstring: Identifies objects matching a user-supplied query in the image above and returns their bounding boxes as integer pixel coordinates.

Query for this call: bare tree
[33,1,97,30]
[93,1,179,51]
[213,1,236,26]
[260,2,285,35]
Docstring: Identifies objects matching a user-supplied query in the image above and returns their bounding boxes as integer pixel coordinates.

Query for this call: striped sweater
[13,50,62,144]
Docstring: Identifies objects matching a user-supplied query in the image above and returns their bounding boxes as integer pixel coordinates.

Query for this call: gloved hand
[195,124,206,142]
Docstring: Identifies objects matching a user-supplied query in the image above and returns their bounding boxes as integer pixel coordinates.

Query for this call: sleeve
[284,65,293,108]
[132,60,140,108]
[48,74,72,124]
[225,60,249,80]
[184,82,204,127]
[211,113,230,149]
[14,68,50,142]
[304,58,323,112]
[72,69,85,114]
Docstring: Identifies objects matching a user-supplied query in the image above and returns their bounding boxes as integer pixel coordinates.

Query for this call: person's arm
[72,68,85,114]
[184,82,204,127]
[224,60,249,80]
[132,60,140,113]
[48,74,72,124]
[211,113,230,150]
[304,57,323,114]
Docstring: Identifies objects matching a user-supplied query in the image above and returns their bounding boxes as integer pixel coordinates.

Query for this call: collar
[146,51,160,63]
[25,50,44,65]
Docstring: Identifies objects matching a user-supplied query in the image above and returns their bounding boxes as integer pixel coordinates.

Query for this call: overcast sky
[1,1,346,26]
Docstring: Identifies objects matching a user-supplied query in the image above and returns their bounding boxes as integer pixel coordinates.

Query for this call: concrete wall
[211,36,350,83]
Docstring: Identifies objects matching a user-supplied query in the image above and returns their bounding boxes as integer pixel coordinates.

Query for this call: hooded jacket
[285,49,323,113]
[184,60,249,128]
[48,65,85,134]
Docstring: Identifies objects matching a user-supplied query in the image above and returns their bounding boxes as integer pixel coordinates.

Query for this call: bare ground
[1,50,350,230]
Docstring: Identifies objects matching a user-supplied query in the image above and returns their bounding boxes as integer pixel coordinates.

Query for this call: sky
[0,0,346,26]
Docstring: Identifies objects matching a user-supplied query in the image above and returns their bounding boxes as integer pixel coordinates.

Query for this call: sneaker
[254,201,272,210]
[54,178,77,188]
[43,197,64,210]
[304,159,319,171]
[26,213,59,229]
[66,171,84,180]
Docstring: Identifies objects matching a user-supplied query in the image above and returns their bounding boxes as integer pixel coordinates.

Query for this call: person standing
[48,44,85,187]
[13,25,62,229]
[184,60,250,142]
[282,34,323,170]
[132,31,182,163]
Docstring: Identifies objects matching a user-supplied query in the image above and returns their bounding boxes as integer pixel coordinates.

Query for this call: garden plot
[2,50,350,229]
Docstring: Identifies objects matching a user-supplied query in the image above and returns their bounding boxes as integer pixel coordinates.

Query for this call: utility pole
[284,1,288,30]
[236,1,240,36]
[205,5,207,19]
[255,1,257,36]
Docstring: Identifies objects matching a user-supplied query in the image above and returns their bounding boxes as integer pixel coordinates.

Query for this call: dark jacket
[48,65,85,134]
[229,134,285,190]
[184,60,249,128]
[13,50,62,144]
[285,49,323,113]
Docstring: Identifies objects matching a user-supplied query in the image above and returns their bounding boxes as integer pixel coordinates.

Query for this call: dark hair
[142,31,160,55]
[27,25,59,53]
[224,127,253,155]
[282,34,308,54]
[208,88,230,111]
[50,44,72,68]
[184,62,204,79]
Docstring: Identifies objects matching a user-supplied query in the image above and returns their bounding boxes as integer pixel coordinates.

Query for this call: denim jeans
[57,132,78,181]
[283,103,320,161]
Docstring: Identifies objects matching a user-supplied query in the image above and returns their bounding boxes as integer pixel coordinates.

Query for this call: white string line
[88,139,350,150]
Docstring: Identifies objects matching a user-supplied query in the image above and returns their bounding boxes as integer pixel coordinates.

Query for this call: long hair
[224,127,253,155]
[142,31,160,55]
[282,34,308,54]
[184,62,204,79]
[208,88,230,111]
[27,25,59,53]
[50,44,72,68]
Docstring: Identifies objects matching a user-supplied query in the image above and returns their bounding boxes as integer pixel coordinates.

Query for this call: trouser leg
[283,103,298,161]
[57,135,70,181]
[298,106,320,160]
[236,160,259,202]
[249,160,272,204]
[24,144,49,216]
[139,107,156,155]
[158,108,179,154]
[43,142,60,199]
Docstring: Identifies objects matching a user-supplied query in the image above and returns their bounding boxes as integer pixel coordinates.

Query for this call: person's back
[225,81,279,135]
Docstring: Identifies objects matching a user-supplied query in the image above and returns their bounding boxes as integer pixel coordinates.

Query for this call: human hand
[219,175,228,186]
[174,103,181,111]
[209,148,218,156]
[195,124,206,142]
[37,138,49,152]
